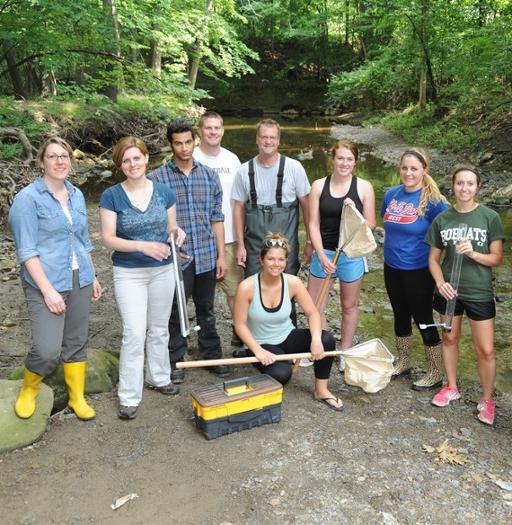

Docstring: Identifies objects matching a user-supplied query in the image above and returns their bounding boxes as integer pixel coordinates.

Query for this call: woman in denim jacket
[8,137,102,420]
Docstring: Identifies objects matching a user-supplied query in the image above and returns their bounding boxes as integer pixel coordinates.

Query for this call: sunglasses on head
[263,238,288,249]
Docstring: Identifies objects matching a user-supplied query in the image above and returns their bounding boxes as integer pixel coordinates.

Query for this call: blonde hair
[400,147,447,216]
[112,136,149,168]
[37,137,73,164]
[256,119,280,138]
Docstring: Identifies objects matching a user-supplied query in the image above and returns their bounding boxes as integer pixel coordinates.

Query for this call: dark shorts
[433,293,495,321]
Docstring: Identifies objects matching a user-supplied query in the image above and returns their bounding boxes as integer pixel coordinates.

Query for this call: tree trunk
[41,70,57,97]
[188,0,213,89]
[102,0,121,102]
[345,0,350,45]
[420,0,437,103]
[406,1,437,104]
[418,66,427,109]
[2,42,28,99]
[151,40,162,79]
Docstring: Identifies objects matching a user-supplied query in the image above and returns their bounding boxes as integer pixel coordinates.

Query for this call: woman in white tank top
[234,232,343,411]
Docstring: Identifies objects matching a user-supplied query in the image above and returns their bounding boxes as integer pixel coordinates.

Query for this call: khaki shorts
[218,242,244,297]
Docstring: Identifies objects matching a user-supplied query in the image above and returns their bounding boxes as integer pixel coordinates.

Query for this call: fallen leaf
[423,440,469,465]
[436,440,470,465]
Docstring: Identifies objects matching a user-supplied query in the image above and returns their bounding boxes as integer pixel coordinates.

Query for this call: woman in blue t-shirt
[100,137,186,420]
[381,148,448,390]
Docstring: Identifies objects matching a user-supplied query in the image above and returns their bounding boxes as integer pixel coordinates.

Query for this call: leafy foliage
[0,0,257,100]
[326,0,512,150]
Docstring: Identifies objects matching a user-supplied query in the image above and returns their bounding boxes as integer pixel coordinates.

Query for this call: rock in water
[0,379,54,453]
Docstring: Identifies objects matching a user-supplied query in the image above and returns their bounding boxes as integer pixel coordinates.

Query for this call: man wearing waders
[232,118,312,301]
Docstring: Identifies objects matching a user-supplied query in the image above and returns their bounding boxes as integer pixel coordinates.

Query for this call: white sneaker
[299,358,314,367]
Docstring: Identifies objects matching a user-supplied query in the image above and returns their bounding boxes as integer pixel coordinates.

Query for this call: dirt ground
[1,123,511,524]
[1,208,511,525]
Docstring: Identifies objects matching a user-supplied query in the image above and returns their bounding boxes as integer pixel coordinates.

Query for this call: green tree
[0,0,256,101]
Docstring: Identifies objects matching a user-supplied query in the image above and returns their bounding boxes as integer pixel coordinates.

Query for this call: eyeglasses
[263,238,288,249]
[45,154,71,162]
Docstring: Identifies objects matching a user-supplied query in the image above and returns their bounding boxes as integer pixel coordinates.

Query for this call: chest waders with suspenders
[244,155,301,277]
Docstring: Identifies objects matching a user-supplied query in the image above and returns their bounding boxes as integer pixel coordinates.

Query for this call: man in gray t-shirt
[232,119,312,277]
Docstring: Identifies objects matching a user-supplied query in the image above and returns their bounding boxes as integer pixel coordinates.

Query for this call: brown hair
[451,163,481,186]
[112,136,149,168]
[400,147,447,216]
[198,110,223,127]
[37,137,73,165]
[260,232,289,259]
[331,140,359,162]
[256,119,280,138]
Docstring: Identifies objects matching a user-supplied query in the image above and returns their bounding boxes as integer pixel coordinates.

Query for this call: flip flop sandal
[314,396,344,412]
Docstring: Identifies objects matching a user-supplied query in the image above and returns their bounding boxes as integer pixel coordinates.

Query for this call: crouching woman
[234,232,343,411]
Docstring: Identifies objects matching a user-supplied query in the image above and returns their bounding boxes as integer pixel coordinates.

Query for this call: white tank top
[61,204,79,270]
[247,273,294,345]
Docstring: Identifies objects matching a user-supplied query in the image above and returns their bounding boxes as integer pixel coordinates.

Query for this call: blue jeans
[169,261,221,365]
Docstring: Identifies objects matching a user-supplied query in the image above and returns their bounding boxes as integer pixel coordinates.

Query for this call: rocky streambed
[331,122,512,206]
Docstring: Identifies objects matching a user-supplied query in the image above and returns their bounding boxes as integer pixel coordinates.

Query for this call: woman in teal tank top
[234,232,343,411]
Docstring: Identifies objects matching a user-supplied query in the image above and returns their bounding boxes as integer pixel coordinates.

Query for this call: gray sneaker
[146,382,180,395]
[118,405,138,420]
[298,358,314,368]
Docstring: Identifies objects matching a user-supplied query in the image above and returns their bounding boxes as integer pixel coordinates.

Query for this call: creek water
[222,116,512,394]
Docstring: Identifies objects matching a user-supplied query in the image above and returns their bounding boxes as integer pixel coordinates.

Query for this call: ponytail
[418,174,447,216]
[401,148,447,217]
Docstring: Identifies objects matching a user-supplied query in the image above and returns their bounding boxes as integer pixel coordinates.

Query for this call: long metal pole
[419,223,468,331]
[170,232,200,338]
